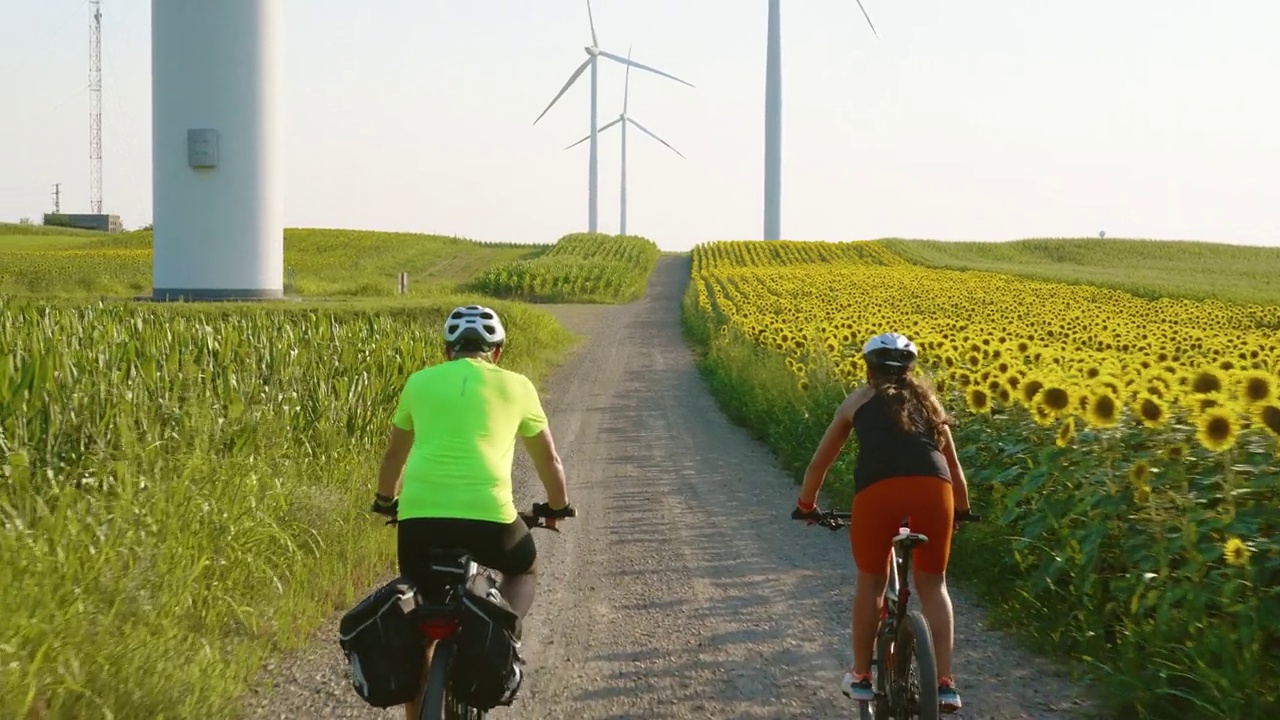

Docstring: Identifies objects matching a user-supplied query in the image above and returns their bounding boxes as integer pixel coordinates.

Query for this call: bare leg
[852,570,889,674]
[913,570,955,679]
[403,640,437,720]
[500,567,537,618]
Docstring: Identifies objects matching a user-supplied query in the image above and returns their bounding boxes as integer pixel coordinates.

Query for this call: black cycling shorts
[397,516,537,584]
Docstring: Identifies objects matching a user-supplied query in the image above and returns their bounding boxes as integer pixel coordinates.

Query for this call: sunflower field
[469,232,662,303]
[685,240,1279,720]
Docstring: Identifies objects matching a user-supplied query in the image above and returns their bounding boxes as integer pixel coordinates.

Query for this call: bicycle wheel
[420,638,480,720]
[891,610,939,720]
[872,630,894,720]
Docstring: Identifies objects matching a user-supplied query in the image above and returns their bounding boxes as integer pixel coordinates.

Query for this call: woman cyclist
[793,332,973,713]
[370,304,575,718]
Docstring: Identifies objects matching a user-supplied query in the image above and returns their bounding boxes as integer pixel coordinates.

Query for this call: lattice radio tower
[89,0,103,214]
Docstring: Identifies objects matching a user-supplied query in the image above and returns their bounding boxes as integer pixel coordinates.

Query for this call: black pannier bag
[451,572,524,710]
[338,576,426,708]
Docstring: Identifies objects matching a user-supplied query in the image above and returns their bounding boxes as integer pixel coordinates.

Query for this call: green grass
[0,221,110,238]
[0,226,545,298]
[0,296,575,720]
[881,237,1280,306]
[469,232,662,304]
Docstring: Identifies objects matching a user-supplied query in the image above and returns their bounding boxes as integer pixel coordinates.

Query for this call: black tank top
[853,391,952,493]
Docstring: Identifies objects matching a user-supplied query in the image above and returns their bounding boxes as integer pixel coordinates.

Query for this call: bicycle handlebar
[793,508,982,532]
[380,503,578,531]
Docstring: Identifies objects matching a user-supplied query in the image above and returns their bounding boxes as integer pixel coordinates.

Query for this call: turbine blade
[626,117,685,159]
[854,0,879,38]
[533,58,592,125]
[598,50,695,88]
[563,117,623,150]
[586,0,599,47]
[623,45,632,113]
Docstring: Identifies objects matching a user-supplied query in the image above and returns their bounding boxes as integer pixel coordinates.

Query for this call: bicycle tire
[419,638,482,720]
[892,610,939,720]
[873,630,894,720]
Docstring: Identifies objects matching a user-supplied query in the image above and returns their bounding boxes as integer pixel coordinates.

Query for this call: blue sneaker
[841,672,875,702]
[938,678,962,713]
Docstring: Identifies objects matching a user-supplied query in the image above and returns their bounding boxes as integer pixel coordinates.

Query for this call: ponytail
[870,369,953,446]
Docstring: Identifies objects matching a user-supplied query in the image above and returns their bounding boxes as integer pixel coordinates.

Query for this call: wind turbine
[566,47,685,236]
[763,0,878,240]
[533,0,694,234]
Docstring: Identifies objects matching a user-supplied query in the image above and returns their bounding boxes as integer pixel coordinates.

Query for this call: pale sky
[2,1,1277,250]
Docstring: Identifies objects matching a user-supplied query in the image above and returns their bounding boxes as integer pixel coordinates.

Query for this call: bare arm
[377,426,414,498]
[798,387,871,507]
[939,425,971,513]
[521,428,569,509]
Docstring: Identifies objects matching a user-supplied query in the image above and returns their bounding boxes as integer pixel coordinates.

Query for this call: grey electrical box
[187,128,219,168]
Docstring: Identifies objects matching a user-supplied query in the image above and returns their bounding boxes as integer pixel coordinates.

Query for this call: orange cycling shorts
[850,475,954,575]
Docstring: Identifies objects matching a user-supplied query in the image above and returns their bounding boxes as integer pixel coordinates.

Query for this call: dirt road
[245,257,1101,719]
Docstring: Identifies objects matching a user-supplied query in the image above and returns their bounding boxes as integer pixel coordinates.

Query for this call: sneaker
[938,677,962,713]
[841,672,875,702]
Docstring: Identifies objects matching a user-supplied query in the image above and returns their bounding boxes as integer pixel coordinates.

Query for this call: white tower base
[150,0,283,300]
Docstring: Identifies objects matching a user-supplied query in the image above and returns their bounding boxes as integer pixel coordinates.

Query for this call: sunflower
[1074,390,1091,414]
[1256,403,1280,437]
[1133,485,1152,504]
[1223,537,1251,568]
[1135,395,1168,429]
[996,385,1012,406]
[1041,385,1071,413]
[1164,443,1188,462]
[1056,417,1076,448]
[1128,460,1151,488]
[1020,377,1045,405]
[1196,408,1238,452]
[1191,369,1225,395]
[1031,399,1056,427]
[1087,392,1120,428]
[1192,392,1223,409]
[966,387,992,414]
[1238,371,1275,406]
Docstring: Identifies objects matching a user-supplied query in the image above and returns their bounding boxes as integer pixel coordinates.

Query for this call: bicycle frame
[813,511,933,719]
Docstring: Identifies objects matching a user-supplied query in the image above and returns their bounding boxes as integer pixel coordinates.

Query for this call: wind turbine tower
[534,0,693,234]
[763,0,877,240]
[566,48,685,236]
[89,0,102,214]
[150,0,283,300]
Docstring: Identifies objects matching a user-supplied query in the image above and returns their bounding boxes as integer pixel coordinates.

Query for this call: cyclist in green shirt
[370,305,574,715]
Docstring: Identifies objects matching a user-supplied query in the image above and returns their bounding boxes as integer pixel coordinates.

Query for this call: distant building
[43,213,123,233]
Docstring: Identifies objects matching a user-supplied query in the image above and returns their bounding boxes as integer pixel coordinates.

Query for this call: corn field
[0,297,572,719]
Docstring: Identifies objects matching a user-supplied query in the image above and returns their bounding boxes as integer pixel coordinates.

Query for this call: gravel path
[242,257,1104,719]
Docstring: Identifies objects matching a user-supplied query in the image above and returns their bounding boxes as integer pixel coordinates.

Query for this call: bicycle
[385,504,575,720]
[801,508,980,720]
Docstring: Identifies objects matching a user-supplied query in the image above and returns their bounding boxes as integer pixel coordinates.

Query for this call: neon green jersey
[391,357,548,523]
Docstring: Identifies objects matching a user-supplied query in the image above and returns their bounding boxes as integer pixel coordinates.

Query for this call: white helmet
[443,305,506,349]
[862,332,918,369]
